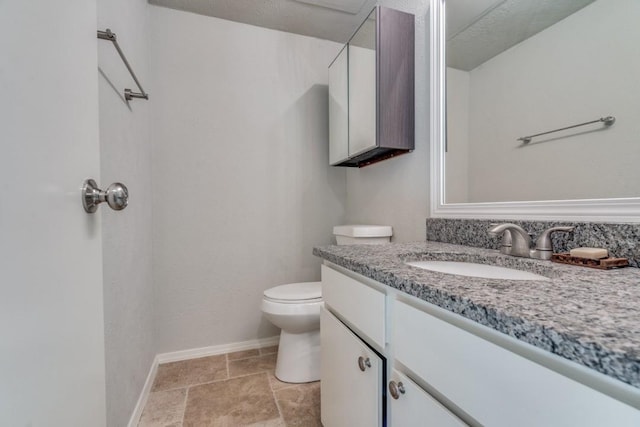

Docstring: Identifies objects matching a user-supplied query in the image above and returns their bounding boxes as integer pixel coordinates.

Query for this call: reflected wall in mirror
[444,0,640,204]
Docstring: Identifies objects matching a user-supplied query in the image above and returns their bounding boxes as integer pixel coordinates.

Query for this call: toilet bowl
[261,282,323,383]
[261,225,392,383]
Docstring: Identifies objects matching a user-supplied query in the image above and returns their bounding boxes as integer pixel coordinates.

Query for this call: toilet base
[274,329,320,383]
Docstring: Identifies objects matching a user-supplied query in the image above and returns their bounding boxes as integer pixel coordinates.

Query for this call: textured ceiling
[446,0,504,39]
[447,0,596,71]
[148,0,378,43]
[147,0,594,68]
[296,0,369,15]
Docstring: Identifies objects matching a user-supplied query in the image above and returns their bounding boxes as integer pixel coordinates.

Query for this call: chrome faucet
[488,223,532,258]
[489,223,575,260]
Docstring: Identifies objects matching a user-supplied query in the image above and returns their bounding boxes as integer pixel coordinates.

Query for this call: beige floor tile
[138,388,187,427]
[152,355,228,391]
[228,349,260,360]
[246,418,286,427]
[183,373,279,426]
[259,345,279,355]
[228,353,277,378]
[275,382,321,427]
[267,369,298,392]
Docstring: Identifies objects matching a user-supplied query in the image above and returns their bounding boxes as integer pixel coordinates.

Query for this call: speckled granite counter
[313,241,640,389]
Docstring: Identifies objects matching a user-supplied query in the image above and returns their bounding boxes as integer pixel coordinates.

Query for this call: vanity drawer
[321,265,385,348]
[393,300,640,427]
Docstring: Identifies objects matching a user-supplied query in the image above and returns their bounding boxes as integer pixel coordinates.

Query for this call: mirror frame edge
[428,0,640,223]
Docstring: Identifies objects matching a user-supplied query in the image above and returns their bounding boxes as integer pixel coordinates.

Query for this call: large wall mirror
[430,0,640,221]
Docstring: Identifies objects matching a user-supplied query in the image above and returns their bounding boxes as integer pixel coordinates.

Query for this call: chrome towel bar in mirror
[518,116,615,144]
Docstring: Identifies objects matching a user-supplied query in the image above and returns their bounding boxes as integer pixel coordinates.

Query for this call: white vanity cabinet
[320,265,386,427]
[320,263,640,427]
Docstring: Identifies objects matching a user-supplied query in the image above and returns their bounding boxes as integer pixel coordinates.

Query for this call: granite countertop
[313,241,640,389]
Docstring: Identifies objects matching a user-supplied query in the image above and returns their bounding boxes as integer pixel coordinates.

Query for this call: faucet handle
[535,226,575,251]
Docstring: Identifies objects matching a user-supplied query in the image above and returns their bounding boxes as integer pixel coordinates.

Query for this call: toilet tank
[333,225,392,245]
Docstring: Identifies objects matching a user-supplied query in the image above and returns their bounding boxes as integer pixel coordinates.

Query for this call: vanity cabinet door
[321,307,383,427]
[389,370,468,427]
[328,45,349,165]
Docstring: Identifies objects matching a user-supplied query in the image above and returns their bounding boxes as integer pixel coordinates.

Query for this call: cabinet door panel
[389,370,467,427]
[329,46,349,165]
[321,307,382,427]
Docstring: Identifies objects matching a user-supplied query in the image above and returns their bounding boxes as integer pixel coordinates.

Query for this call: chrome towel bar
[518,116,615,144]
[97,29,149,101]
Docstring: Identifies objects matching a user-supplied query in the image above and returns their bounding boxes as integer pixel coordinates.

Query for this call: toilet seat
[263,282,322,304]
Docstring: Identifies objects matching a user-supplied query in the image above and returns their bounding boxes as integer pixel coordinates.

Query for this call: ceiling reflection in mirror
[444,0,640,204]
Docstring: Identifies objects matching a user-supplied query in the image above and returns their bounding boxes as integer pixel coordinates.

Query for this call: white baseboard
[156,335,280,364]
[127,354,159,427]
[127,335,280,427]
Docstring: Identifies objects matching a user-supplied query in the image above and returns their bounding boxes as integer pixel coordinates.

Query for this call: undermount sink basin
[405,260,550,281]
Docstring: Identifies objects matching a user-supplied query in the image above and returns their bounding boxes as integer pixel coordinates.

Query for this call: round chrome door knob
[82,178,129,213]
[388,381,406,400]
[357,356,371,372]
[104,182,128,211]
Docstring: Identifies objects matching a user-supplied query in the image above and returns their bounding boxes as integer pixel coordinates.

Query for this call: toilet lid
[264,282,322,302]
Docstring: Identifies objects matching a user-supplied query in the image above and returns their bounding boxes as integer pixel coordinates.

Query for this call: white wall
[150,6,347,352]
[463,0,640,202]
[344,0,430,242]
[97,1,155,426]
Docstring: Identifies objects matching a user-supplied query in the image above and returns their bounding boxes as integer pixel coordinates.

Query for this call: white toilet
[261,225,392,383]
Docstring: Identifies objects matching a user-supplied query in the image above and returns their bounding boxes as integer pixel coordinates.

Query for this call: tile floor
[138,346,321,427]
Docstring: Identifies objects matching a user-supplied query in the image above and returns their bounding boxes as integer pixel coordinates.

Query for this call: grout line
[268,371,277,392]
[259,346,278,356]
[268,371,300,392]
[229,370,273,382]
[272,382,304,392]
[157,370,272,394]
[227,353,278,362]
[228,352,273,362]
[272,382,285,425]
[226,353,230,379]
[181,386,190,426]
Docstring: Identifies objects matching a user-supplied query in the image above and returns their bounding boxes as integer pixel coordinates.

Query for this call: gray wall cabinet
[328,6,414,168]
